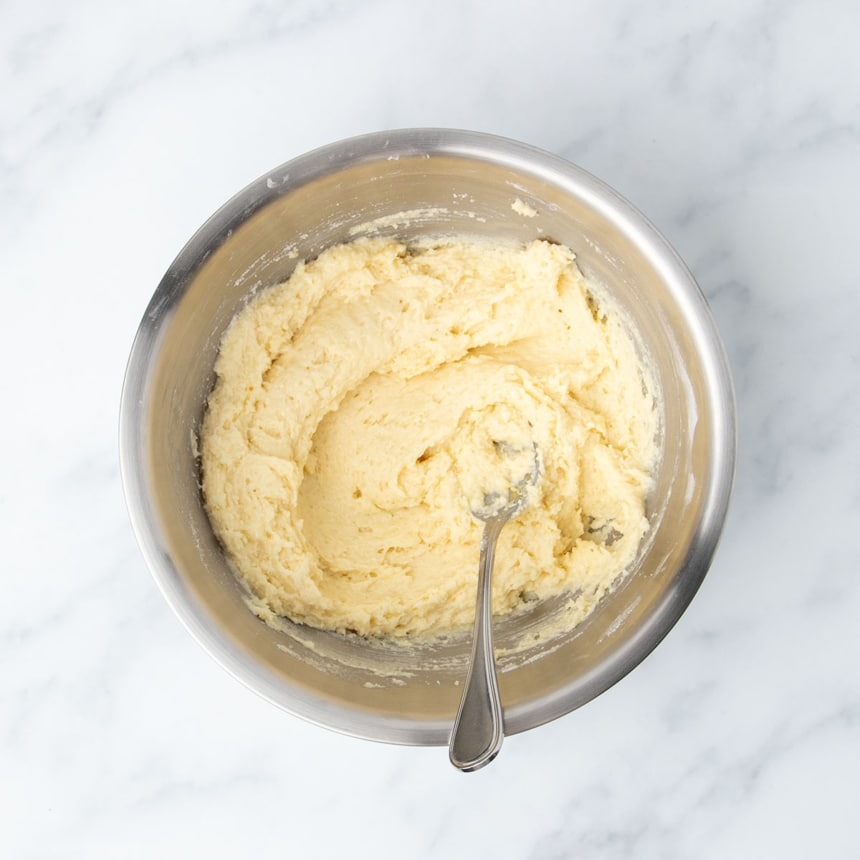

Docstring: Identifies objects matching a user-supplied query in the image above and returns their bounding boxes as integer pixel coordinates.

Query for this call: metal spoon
[449,442,539,772]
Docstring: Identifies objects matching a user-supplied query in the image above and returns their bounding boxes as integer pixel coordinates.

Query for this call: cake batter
[201,237,658,637]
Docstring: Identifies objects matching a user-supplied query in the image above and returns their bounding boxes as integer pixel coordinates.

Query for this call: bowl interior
[122,131,734,744]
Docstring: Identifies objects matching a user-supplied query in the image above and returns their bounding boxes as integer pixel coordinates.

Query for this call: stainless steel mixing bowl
[120,129,735,745]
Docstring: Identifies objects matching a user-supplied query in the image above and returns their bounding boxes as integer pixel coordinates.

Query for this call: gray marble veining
[2,0,859,857]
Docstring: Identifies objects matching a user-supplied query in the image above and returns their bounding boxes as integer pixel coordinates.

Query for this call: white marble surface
[3,0,859,856]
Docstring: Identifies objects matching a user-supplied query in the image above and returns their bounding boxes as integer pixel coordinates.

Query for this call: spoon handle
[449,518,505,772]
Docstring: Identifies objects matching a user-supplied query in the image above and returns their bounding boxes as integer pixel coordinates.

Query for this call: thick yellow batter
[201,237,658,638]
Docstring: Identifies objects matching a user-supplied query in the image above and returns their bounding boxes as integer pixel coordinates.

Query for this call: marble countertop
[3,0,859,857]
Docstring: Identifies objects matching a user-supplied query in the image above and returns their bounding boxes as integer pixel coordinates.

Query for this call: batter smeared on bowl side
[201,237,659,638]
